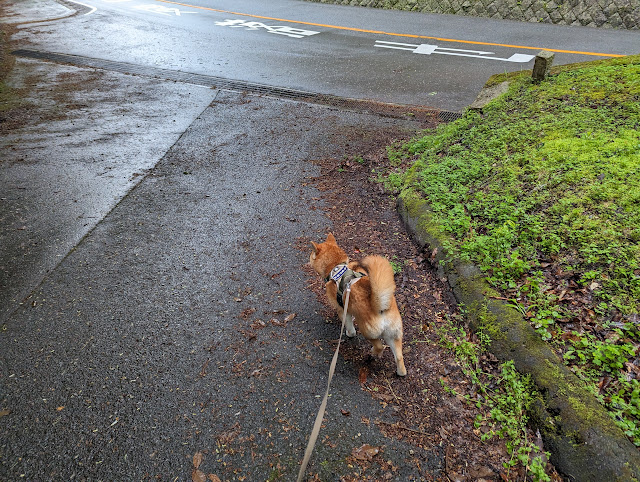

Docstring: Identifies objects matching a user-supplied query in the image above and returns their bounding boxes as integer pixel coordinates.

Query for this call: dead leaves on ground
[191,451,221,482]
[351,443,380,461]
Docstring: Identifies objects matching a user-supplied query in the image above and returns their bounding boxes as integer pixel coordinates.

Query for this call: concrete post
[532,50,555,81]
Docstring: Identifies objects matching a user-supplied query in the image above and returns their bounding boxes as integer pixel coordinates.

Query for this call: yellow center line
[155,0,624,58]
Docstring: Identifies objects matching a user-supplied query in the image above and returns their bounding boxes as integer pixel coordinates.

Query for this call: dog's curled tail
[361,255,396,313]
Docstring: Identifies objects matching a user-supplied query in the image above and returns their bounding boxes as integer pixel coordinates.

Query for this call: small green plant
[437,318,551,480]
[389,256,404,275]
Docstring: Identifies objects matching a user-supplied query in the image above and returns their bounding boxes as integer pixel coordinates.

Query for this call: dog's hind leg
[385,335,407,377]
[370,338,385,357]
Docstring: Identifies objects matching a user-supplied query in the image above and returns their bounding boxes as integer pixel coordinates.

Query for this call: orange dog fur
[310,233,406,377]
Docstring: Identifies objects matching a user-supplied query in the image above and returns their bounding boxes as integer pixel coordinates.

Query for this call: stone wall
[303,0,640,29]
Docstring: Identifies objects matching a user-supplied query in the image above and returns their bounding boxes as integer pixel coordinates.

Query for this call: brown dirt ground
[298,123,563,481]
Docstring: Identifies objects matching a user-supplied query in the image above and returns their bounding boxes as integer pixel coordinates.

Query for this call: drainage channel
[12,49,463,123]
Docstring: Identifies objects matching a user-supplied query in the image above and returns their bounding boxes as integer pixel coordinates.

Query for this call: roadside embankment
[392,54,640,480]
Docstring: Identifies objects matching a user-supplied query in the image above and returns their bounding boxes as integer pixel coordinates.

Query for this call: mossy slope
[394,57,640,478]
[398,190,640,481]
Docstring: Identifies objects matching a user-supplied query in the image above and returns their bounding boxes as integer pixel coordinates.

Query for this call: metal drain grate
[12,49,463,123]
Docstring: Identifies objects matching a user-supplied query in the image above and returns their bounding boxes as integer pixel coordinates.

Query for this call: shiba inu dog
[309,233,406,376]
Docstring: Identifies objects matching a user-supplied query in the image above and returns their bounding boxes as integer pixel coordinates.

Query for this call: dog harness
[325,264,365,308]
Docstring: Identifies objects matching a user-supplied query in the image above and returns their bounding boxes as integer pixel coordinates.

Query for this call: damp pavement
[0,46,442,478]
[0,58,217,326]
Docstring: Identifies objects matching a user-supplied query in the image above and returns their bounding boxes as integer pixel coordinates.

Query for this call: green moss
[473,303,507,342]
[399,188,452,251]
[484,70,528,88]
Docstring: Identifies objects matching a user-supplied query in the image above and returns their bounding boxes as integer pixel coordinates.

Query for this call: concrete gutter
[398,189,640,481]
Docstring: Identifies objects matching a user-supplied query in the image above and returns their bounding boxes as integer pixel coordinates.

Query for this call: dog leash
[296,287,351,482]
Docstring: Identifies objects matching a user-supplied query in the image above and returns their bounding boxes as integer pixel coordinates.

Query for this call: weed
[437,318,551,480]
[389,256,404,275]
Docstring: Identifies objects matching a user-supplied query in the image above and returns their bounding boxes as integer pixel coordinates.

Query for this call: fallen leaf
[284,313,296,323]
[359,367,368,384]
[469,466,495,478]
[372,392,394,403]
[250,320,267,329]
[208,476,221,482]
[340,408,351,416]
[561,332,581,342]
[192,469,206,482]
[239,308,256,319]
[447,472,467,482]
[598,376,612,393]
[193,451,203,469]
[352,444,380,461]
[0,408,10,417]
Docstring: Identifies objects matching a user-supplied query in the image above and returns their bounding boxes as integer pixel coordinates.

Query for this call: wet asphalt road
[1,84,432,478]
[0,58,217,326]
[6,0,640,111]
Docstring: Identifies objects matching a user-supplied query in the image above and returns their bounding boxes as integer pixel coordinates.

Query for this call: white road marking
[214,19,320,38]
[134,4,196,15]
[65,0,97,15]
[375,40,535,63]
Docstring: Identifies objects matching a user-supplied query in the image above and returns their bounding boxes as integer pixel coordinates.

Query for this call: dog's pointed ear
[310,241,319,261]
[326,233,337,244]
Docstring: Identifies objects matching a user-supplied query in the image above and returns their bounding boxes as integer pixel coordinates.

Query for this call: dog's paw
[346,327,356,337]
[396,366,407,377]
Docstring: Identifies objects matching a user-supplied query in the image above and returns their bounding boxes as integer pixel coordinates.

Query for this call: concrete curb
[468,80,510,110]
[398,190,640,481]
[3,0,79,27]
